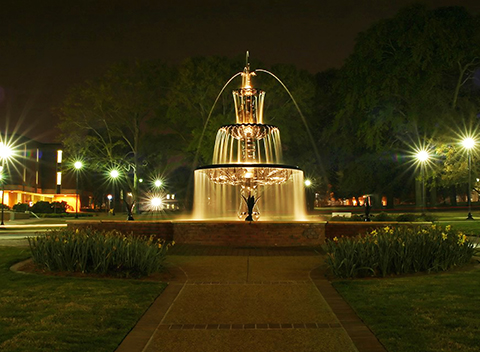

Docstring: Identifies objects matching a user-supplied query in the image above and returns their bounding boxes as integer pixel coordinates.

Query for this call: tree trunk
[134,116,140,215]
[429,185,437,208]
[415,178,422,208]
[450,185,457,206]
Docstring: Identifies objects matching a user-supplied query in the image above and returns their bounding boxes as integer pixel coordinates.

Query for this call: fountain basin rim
[195,163,301,171]
[219,123,278,129]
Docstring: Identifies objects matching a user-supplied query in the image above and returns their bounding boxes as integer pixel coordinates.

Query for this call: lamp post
[461,137,475,220]
[0,142,13,226]
[0,168,4,226]
[74,161,83,218]
[109,169,120,216]
[107,194,113,214]
[304,179,313,212]
[415,149,430,216]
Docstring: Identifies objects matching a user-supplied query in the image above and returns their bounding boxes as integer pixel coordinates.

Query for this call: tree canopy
[57,60,174,207]
[322,4,480,203]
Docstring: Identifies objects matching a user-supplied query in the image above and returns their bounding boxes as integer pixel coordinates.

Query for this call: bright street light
[73,161,83,218]
[415,149,430,215]
[110,169,119,179]
[108,169,120,215]
[0,142,13,161]
[154,179,163,188]
[462,137,476,150]
[0,142,14,226]
[304,179,312,187]
[150,197,162,209]
[461,137,476,220]
[415,150,429,162]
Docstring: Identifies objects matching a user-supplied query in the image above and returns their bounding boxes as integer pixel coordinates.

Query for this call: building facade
[1,135,81,212]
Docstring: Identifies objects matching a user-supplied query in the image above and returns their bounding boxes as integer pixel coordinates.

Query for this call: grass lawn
[436,220,480,236]
[0,246,167,352]
[334,266,480,352]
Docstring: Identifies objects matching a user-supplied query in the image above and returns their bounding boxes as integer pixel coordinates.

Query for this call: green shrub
[419,213,437,222]
[373,212,393,221]
[395,213,417,222]
[30,201,72,213]
[324,225,475,278]
[30,201,53,213]
[330,214,364,221]
[28,228,173,277]
[13,203,29,212]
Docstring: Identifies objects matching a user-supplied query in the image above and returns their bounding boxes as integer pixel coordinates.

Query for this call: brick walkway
[116,245,386,352]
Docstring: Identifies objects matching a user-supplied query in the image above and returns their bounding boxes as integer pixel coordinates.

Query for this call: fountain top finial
[241,51,256,89]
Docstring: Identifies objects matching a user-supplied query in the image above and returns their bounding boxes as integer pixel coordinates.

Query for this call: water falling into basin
[192,57,307,221]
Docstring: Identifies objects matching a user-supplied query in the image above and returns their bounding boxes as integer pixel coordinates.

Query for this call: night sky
[1,0,480,143]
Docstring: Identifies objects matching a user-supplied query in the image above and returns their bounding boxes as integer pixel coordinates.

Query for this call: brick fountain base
[66,220,422,247]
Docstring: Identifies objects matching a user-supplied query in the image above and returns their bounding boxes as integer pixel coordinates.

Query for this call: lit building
[0,135,82,212]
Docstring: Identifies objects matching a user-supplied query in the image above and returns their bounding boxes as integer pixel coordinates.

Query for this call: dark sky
[1,0,480,143]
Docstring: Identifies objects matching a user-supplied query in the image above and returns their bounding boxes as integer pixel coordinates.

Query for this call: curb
[10,258,34,275]
[310,267,388,352]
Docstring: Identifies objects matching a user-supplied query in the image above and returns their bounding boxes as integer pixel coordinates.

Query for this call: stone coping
[66,219,328,224]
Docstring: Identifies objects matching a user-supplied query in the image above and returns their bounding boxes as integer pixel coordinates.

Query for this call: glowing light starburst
[415,150,430,163]
[461,136,476,150]
[0,142,14,162]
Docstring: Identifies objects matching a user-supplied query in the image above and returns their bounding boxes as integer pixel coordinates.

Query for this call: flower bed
[28,228,174,278]
[324,225,475,278]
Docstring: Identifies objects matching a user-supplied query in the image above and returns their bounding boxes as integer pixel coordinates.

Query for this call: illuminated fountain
[193,61,307,221]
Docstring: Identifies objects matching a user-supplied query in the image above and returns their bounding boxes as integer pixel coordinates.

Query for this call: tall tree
[57,60,174,211]
[325,5,480,203]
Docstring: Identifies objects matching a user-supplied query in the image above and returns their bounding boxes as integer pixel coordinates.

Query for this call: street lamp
[150,196,162,210]
[415,149,430,215]
[107,194,113,214]
[0,142,14,226]
[304,179,314,212]
[0,169,4,227]
[154,179,163,188]
[74,161,83,219]
[109,169,120,215]
[461,137,476,220]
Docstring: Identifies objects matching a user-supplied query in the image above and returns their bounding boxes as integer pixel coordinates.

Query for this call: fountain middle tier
[212,124,283,164]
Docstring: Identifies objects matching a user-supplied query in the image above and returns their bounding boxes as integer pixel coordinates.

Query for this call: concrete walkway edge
[116,283,186,352]
[310,267,387,352]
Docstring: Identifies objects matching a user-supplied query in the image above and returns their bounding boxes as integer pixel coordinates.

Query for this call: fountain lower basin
[193,164,307,221]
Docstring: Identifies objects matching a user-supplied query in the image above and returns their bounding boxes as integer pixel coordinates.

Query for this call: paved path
[117,246,386,352]
[0,218,67,246]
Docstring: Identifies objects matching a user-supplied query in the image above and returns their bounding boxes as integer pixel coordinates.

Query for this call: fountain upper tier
[212,65,284,165]
[234,65,264,124]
